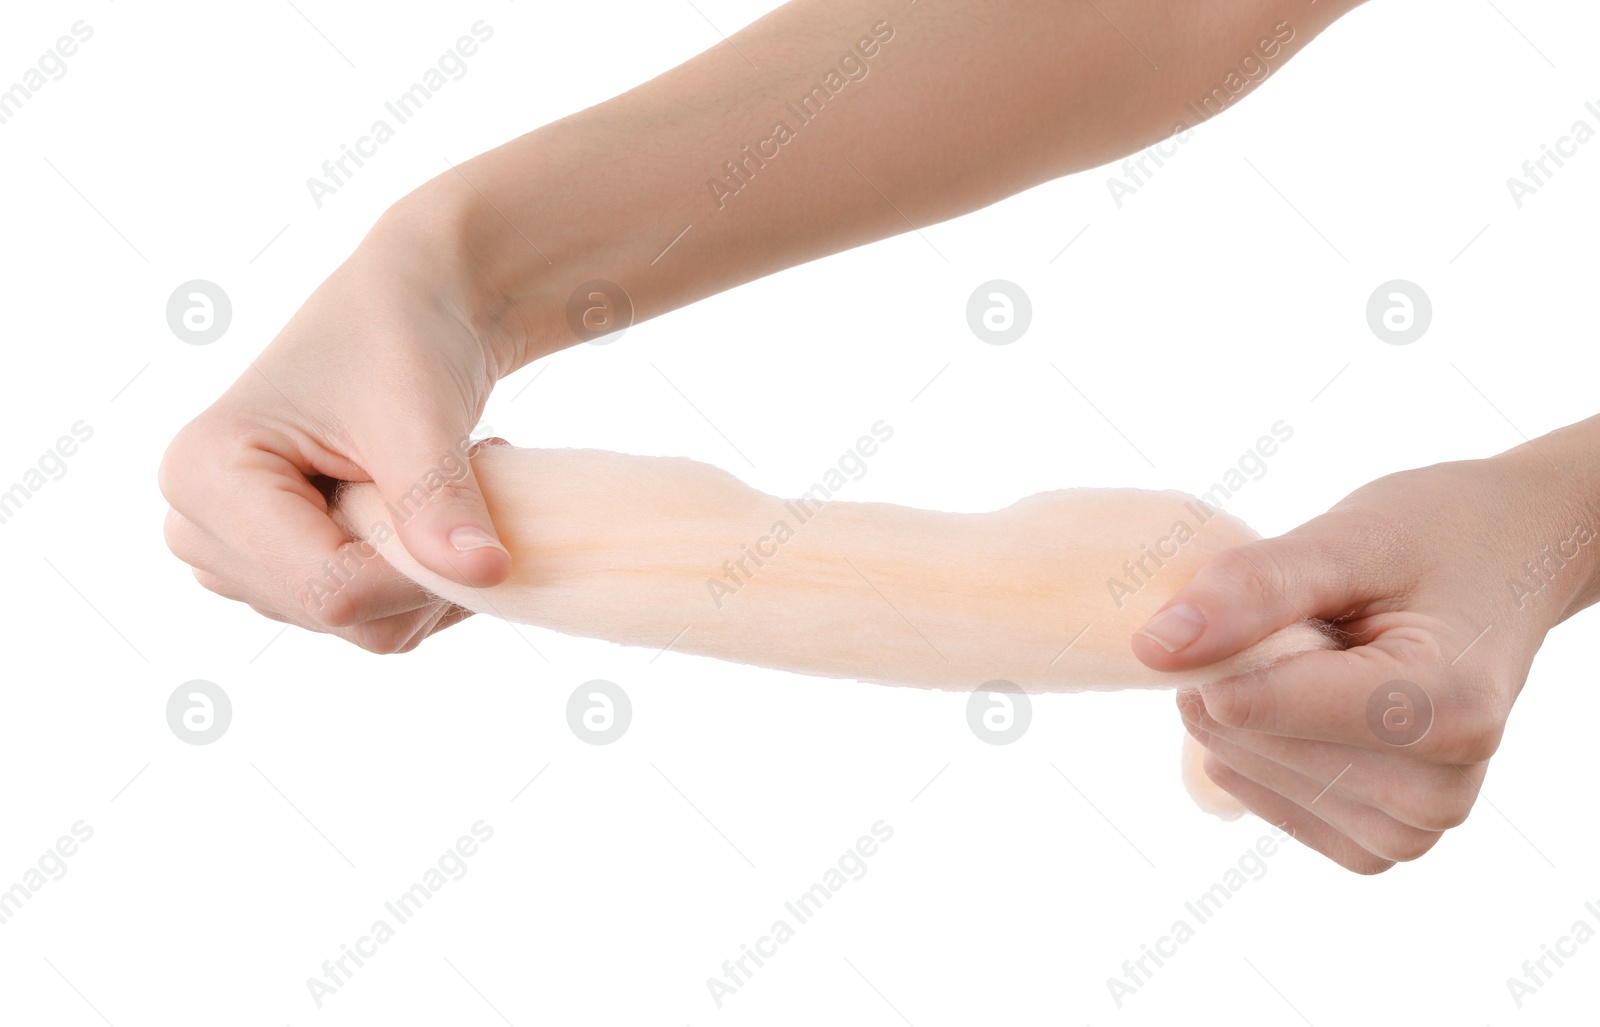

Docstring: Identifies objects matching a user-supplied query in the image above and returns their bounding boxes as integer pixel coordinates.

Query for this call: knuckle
[1410,796,1473,832]
[349,619,418,656]
[300,579,361,629]
[246,604,291,625]
[1429,679,1508,764]
[1349,854,1398,876]
[1203,685,1248,729]
[1342,801,1443,864]
[1378,767,1480,832]
[394,631,428,655]
[161,414,293,510]
[423,479,485,516]
[163,509,196,562]
[157,422,205,506]
[1201,751,1242,790]
[1370,826,1442,864]
[192,569,231,598]
[160,415,236,500]
[1448,725,1501,766]
[1204,673,1277,732]
[1379,627,1449,671]
[1207,545,1285,610]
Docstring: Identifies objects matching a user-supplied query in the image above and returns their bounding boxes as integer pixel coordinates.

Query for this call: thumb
[367,428,512,589]
[1131,533,1348,672]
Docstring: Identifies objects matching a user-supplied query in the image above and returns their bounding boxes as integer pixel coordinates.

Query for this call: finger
[1201,634,1503,765]
[194,568,249,604]
[398,603,475,652]
[1180,731,1247,819]
[166,504,439,624]
[1186,717,1444,863]
[1191,634,1454,754]
[341,603,454,655]
[163,421,445,630]
[250,602,455,655]
[1131,518,1389,670]
[427,605,475,635]
[1176,691,1482,831]
[172,487,452,654]
[1199,751,1396,875]
[248,604,292,624]
[360,418,512,590]
[294,538,448,624]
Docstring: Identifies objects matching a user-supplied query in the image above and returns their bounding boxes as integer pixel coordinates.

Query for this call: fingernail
[1135,603,1206,653]
[449,526,507,554]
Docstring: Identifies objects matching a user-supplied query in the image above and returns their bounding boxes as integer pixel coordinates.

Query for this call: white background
[2,0,1598,1024]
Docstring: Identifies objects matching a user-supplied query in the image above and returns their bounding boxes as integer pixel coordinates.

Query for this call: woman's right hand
[159,210,521,653]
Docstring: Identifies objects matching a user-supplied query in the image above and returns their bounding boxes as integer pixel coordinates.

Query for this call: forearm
[1498,413,1600,625]
[377,0,1366,368]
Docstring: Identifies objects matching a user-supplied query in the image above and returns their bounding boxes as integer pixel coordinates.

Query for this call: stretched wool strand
[333,446,1335,816]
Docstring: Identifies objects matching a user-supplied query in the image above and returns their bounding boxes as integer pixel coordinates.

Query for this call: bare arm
[163,0,1368,652]
[396,0,1370,368]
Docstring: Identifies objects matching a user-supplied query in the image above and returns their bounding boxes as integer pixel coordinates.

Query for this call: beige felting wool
[334,446,1335,816]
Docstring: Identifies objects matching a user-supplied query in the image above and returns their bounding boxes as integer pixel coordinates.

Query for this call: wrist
[1498,417,1600,623]
[365,170,551,378]
[370,114,712,377]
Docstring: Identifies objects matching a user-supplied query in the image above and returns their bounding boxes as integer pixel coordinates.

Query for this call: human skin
[160,0,1365,652]
[1135,417,1600,872]
[154,0,1600,869]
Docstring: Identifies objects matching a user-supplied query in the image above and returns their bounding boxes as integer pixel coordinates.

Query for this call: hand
[1132,444,1599,872]
[160,209,522,653]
